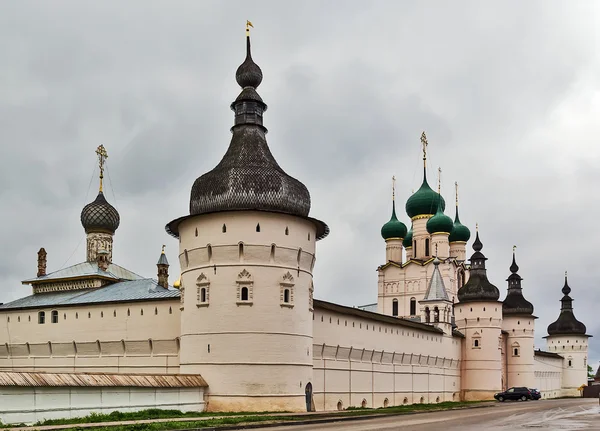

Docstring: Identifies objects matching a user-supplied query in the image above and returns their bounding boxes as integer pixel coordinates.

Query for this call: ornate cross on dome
[455,181,459,207]
[246,20,254,35]
[437,167,442,193]
[95,145,108,192]
[392,175,396,201]
[420,132,428,163]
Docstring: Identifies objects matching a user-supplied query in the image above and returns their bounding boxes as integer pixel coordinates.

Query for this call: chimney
[97,250,110,271]
[37,248,47,277]
[157,245,169,289]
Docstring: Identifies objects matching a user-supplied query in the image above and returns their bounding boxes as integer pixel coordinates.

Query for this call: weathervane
[161,244,166,254]
[95,145,108,193]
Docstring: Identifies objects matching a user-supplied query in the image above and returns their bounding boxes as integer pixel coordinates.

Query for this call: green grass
[0,401,490,430]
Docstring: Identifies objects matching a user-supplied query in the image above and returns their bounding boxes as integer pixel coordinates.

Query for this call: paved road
[255,399,600,431]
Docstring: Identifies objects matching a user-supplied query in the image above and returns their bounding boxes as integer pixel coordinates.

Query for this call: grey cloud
[1,1,599,365]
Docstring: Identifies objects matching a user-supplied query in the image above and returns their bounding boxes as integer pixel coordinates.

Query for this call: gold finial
[420,132,428,167]
[161,244,166,254]
[437,167,442,194]
[513,245,516,253]
[95,145,108,192]
[565,270,568,278]
[392,175,396,201]
[455,181,459,207]
[476,223,479,232]
[246,20,254,35]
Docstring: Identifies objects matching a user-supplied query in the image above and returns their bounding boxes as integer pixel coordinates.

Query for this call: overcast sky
[1,1,599,368]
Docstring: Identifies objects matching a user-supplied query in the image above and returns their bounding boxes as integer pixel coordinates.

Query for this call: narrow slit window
[392,299,398,317]
[222,224,227,233]
[284,289,290,303]
[241,287,249,301]
[201,287,207,303]
[256,223,260,232]
[285,226,289,235]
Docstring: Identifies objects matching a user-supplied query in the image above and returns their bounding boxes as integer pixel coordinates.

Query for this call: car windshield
[507,388,514,392]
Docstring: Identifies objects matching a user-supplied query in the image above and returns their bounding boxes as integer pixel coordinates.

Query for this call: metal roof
[22,261,143,284]
[422,257,450,302]
[0,279,180,311]
[0,371,207,388]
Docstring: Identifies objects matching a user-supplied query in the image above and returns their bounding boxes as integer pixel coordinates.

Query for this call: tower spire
[95,145,108,193]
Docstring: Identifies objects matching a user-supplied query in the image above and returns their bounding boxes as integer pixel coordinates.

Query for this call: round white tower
[545,275,590,397]
[501,250,536,390]
[166,32,328,412]
[455,230,503,401]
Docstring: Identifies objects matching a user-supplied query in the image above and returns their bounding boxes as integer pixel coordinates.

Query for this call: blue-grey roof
[422,257,450,302]
[0,279,179,310]
[22,262,143,284]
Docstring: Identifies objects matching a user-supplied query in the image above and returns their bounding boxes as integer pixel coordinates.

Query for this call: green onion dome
[381,202,407,240]
[405,173,446,219]
[449,208,471,243]
[426,200,453,234]
[403,226,413,248]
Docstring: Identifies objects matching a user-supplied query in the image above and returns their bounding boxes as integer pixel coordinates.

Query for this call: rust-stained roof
[0,371,207,388]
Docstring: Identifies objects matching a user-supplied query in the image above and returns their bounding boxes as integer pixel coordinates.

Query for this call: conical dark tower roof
[166,32,328,239]
[547,274,587,336]
[502,250,534,316]
[457,230,500,303]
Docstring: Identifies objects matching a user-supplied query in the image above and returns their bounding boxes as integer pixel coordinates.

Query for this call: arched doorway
[305,382,313,412]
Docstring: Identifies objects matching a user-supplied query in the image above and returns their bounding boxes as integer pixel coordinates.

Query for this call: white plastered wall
[545,334,589,396]
[502,315,535,389]
[312,306,461,411]
[0,301,181,374]
[533,354,563,398]
[0,386,204,425]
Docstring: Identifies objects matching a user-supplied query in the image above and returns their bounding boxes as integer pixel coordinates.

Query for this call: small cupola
[547,273,587,336]
[457,228,500,303]
[502,247,534,316]
[381,177,407,240]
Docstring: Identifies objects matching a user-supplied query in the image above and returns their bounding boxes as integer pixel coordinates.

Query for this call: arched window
[239,243,244,260]
[474,339,479,347]
[207,244,213,262]
[256,223,260,232]
[434,306,440,323]
[222,224,227,233]
[392,299,399,317]
[284,289,290,303]
[38,311,45,324]
[568,357,573,367]
[514,348,519,356]
[241,287,249,301]
[410,298,416,316]
[425,307,431,323]
[51,310,58,324]
[200,287,207,303]
[425,238,430,257]
[270,244,276,261]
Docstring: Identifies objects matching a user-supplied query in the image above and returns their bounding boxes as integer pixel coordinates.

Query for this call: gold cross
[95,145,108,192]
[455,181,459,207]
[420,131,428,160]
[513,245,517,253]
[392,175,396,201]
[437,167,442,193]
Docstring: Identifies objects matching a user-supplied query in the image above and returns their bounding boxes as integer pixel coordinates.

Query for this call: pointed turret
[457,229,500,303]
[547,273,587,335]
[167,29,328,240]
[502,248,534,316]
[157,245,169,289]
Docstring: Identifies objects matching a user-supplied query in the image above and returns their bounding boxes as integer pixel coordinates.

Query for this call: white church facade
[0,31,591,423]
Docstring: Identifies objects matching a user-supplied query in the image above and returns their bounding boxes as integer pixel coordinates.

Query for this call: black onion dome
[457,231,500,303]
[235,36,263,89]
[502,252,534,316]
[189,34,311,219]
[80,192,120,234]
[166,34,328,240]
[547,275,587,336]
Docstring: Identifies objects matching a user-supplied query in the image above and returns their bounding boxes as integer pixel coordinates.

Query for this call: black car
[494,387,533,401]
[528,388,541,400]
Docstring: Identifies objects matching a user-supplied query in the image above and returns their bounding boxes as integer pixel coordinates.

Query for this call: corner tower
[166,27,328,412]
[545,274,590,396]
[455,229,502,400]
[501,249,536,390]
